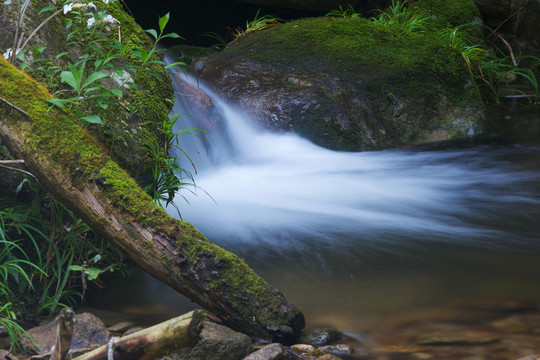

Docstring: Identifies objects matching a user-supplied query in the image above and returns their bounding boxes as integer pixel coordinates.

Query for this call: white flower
[2,48,20,60]
[103,14,119,24]
[63,3,73,14]
[103,0,109,4]
[3,48,13,60]
[87,16,96,27]
[87,2,96,10]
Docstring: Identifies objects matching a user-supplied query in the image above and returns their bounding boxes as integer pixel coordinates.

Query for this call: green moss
[413,0,483,40]
[224,17,470,106]
[1,44,303,342]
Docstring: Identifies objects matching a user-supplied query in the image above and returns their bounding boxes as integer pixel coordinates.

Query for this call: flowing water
[88,69,540,357]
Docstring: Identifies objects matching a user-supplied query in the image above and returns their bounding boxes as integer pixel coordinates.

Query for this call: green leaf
[161,33,183,39]
[158,12,170,34]
[32,46,46,58]
[145,29,158,40]
[110,88,123,98]
[61,71,80,92]
[85,268,102,281]
[47,98,69,109]
[68,62,84,85]
[38,6,58,14]
[81,114,104,125]
[69,265,84,272]
[56,52,70,59]
[81,71,108,89]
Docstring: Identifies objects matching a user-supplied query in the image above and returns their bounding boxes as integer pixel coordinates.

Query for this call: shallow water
[87,73,540,357]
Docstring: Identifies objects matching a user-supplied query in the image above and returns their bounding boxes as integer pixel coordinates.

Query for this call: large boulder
[20,312,109,356]
[195,16,485,151]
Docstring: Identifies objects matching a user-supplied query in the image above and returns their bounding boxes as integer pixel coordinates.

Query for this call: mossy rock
[0,1,174,182]
[195,16,485,151]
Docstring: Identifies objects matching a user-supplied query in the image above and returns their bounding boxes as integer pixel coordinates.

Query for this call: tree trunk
[0,58,304,342]
[73,310,206,360]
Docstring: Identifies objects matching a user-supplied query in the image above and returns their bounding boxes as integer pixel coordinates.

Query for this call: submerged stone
[299,328,343,346]
[243,343,294,360]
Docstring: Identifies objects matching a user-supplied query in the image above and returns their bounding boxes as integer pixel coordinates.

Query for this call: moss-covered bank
[0,0,174,181]
[196,16,485,150]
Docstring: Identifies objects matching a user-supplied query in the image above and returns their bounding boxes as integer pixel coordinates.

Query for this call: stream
[87,70,540,358]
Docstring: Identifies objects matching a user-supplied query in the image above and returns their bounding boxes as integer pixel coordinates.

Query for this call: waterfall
[166,65,540,260]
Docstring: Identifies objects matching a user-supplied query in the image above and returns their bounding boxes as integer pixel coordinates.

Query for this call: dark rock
[196,16,485,152]
[243,343,294,360]
[300,328,343,346]
[21,312,109,355]
[164,321,252,360]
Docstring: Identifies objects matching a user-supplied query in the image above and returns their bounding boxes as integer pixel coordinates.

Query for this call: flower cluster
[62,0,118,28]
[2,48,18,60]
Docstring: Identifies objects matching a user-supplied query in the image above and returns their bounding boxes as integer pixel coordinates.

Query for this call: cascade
[167,66,540,258]
[96,60,540,336]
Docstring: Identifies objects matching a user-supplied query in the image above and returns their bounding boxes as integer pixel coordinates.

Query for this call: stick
[72,310,206,360]
[50,308,75,360]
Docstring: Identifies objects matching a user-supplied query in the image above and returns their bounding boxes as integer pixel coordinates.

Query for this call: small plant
[233,10,282,39]
[326,4,361,19]
[436,26,489,75]
[478,56,539,103]
[371,0,428,32]
[0,303,37,352]
[200,31,228,50]
[144,112,207,217]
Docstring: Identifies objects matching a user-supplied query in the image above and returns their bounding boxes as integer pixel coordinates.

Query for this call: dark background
[121,0,322,47]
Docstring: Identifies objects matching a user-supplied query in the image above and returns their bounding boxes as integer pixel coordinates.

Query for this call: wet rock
[164,321,252,360]
[322,344,354,357]
[107,321,136,335]
[517,356,540,360]
[243,343,294,360]
[300,328,343,346]
[315,354,342,360]
[21,312,109,355]
[306,348,329,357]
[289,344,316,354]
[0,350,18,360]
[196,17,485,152]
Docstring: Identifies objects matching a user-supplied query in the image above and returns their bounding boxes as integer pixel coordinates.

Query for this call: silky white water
[168,72,540,258]
[86,68,540,339]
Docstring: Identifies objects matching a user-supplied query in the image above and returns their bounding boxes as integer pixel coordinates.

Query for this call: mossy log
[0,58,304,342]
[73,311,206,360]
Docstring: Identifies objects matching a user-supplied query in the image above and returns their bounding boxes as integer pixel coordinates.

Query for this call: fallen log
[0,58,304,342]
[73,310,206,360]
